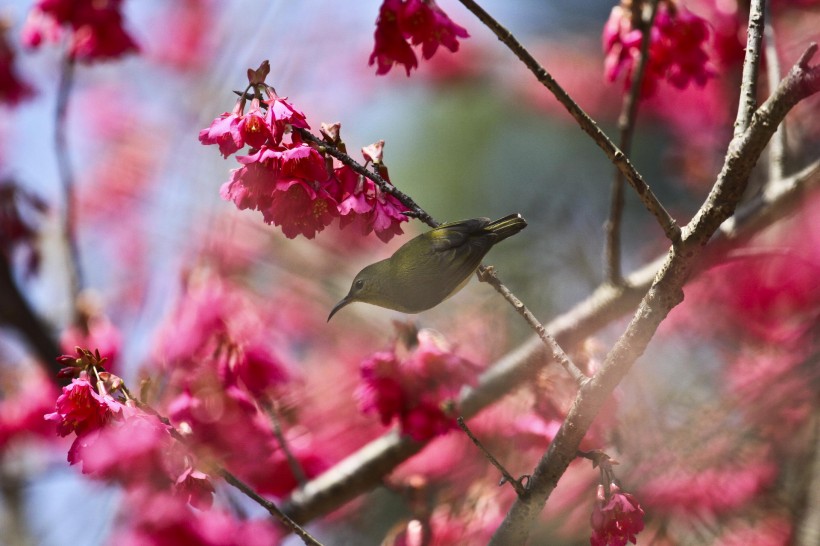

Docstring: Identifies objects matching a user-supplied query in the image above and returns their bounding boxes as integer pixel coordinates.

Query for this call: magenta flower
[264,95,310,144]
[370,0,468,76]
[263,177,339,239]
[400,0,469,60]
[370,0,419,75]
[44,376,124,438]
[590,484,645,546]
[199,101,244,158]
[21,0,139,62]
[237,98,274,150]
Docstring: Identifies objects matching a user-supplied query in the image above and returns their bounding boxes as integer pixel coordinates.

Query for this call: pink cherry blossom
[44,375,125,438]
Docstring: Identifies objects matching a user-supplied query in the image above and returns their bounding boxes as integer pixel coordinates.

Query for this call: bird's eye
[354,279,365,290]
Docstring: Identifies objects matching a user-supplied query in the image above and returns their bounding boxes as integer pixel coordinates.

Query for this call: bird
[328,213,527,321]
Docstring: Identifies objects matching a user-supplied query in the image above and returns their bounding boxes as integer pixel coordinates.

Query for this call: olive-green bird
[328,214,527,321]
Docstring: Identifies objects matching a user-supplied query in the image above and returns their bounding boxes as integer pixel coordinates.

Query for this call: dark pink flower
[237,98,274,150]
[22,0,139,62]
[399,0,469,60]
[370,0,418,76]
[44,376,125,438]
[590,484,645,546]
[370,0,468,76]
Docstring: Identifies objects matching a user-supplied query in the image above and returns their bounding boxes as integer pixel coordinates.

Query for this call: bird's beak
[327,296,351,322]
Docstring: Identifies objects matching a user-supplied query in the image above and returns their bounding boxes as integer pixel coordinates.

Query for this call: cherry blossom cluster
[21,0,139,62]
[602,0,713,96]
[369,0,469,76]
[201,62,410,241]
[356,329,479,441]
[44,348,215,509]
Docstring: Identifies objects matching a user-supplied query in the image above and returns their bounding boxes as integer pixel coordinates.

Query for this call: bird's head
[327,261,392,321]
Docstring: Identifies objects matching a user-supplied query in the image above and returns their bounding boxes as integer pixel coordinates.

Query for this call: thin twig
[605,0,661,286]
[55,55,83,320]
[733,0,766,138]
[260,398,308,486]
[764,7,786,181]
[456,417,527,497]
[220,469,324,546]
[477,266,587,385]
[457,0,680,245]
[136,399,323,545]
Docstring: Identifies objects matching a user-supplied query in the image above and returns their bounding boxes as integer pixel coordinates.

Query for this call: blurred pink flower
[21,0,139,62]
[603,3,712,97]
[369,0,468,76]
[590,484,645,546]
[115,487,284,546]
[356,330,478,441]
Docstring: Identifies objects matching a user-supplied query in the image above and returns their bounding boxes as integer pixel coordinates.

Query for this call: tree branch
[55,56,83,321]
[488,43,820,545]
[733,0,766,139]
[280,153,820,525]
[457,0,680,245]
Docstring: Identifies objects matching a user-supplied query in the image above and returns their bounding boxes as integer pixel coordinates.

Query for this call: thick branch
[488,44,820,545]
[0,253,62,374]
[733,0,766,138]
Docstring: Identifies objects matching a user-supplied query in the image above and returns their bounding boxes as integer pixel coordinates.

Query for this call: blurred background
[1,0,819,544]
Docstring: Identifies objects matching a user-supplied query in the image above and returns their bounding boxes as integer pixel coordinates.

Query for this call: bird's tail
[486,213,527,242]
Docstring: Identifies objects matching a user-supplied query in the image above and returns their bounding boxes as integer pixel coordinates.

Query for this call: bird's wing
[429,217,491,252]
